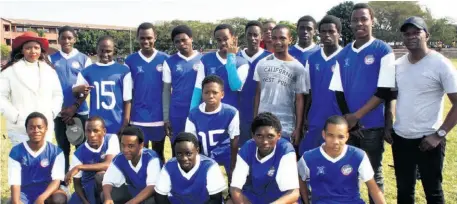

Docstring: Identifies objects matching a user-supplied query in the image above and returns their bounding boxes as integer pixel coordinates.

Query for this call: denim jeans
[347,128,384,204]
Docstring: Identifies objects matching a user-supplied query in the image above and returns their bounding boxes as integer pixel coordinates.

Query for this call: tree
[1,44,10,60]
[75,29,106,55]
[278,20,297,45]
[29,28,46,37]
[429,18,457,45]
[219,17,250,48]
[326,1,355,46]
[368,1,431,46]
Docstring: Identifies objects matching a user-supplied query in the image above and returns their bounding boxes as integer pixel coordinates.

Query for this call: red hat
[12,31,49,51]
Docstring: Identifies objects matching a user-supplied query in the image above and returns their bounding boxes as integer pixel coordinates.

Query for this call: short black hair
[202,75,224,90]
[251,112,282,134]
[297,15,317,29]
[171,25,193,41]
[352,3,375,20]
[25,112,48,128]
[272,24,291,35]
[323,115,349,131]
[173,132,199,149]
[214,24,235,36]
[58,26,77,38]
[120,126,144,144]
[97,35,115,46]
[245,20,263,32]
[86,116,106,128]
[319,15,342,33]
[137,22,155,37]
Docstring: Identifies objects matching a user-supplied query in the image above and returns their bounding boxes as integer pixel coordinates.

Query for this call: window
[5,38,11,45]
[3,25,10,32]
[16,27,28,32]
[39,28,50,33]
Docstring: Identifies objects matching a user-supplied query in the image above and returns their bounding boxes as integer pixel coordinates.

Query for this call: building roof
[1,18,134,31]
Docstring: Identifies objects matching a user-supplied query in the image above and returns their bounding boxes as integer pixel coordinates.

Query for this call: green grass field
[1,61,457,203]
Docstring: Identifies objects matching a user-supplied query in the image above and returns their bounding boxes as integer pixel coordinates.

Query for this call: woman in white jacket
[0,31,63,146]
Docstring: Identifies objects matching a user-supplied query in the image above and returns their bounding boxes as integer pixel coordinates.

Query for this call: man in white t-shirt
[393,16,457,204]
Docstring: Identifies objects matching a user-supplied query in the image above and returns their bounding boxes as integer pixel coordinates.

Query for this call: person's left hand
[60,105,77,124]
[291,128,302,146]
[65,165,80,185]
[419,133,443,151]
[227,38,239,54]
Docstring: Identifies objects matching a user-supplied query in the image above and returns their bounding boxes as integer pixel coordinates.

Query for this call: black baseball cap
[400,16,428,33]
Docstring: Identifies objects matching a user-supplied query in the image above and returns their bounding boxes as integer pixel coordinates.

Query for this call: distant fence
[394,48,457,59]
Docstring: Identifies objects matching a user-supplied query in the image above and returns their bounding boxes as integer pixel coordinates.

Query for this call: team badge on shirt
[101,152,106,160]
[341,164,353,176]
[176,64,183,72]
[72,61,81,69]
[21,156,28,166]
[317,166,325,175]
[193,61,203,71]
[315,64,320,71]
[267,166,276,177]
[40,158,50,167]
[364,55,375,65]
[210,67,217,74]
[156,64,163,72]
[137,66,144,73]
[344,58,350,67]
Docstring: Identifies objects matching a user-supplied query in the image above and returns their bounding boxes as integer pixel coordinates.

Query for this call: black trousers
[392,131,445,204]
[347,128,385,204]
[54,114,88,173]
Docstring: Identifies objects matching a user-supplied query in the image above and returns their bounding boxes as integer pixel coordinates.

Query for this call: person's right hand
[73,85,93,96]
[104,199,114,204]
[344,113,359,129]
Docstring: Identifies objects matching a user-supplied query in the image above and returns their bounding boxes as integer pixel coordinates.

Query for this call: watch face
[438,130,446,137]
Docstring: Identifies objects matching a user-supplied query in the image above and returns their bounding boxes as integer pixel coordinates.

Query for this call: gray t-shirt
[254,55,308,137]
[394,51,457,139]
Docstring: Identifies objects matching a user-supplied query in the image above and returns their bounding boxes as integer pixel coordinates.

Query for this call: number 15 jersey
[185,103,239,157]
[75,61,133,133]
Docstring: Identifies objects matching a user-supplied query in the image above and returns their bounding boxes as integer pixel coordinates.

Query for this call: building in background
[0,18,133,54]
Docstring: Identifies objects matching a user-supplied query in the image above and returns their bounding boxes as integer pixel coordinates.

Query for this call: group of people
[1,2,456,204]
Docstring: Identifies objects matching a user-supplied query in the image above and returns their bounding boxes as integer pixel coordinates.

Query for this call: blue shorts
[134,125,165,143]
[299,128,324,156]
[69,179,97,204]
[170,115,187,144]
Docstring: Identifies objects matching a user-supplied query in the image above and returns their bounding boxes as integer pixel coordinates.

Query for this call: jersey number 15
[94,81,116,110]
[198,129,225,156]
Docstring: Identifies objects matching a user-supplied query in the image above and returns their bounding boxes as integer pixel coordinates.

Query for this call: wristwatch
[437,129,447,137]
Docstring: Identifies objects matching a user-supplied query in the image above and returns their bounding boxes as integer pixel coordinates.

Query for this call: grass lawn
[1,60,457,203]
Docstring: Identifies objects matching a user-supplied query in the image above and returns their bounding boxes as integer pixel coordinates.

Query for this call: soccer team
[5,2,457,204]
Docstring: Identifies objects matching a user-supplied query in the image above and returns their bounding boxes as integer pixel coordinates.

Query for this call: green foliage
[326,1,355,45]
[74,29,135,57]
[429,18,457,45]
[369,1,432,45]
[29,28,46,37]
[1,44,10,59]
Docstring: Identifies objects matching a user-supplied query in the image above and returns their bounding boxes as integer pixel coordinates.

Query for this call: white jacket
[0,59,63,145]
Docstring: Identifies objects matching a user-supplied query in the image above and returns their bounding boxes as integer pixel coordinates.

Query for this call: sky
[0,0,455,27]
